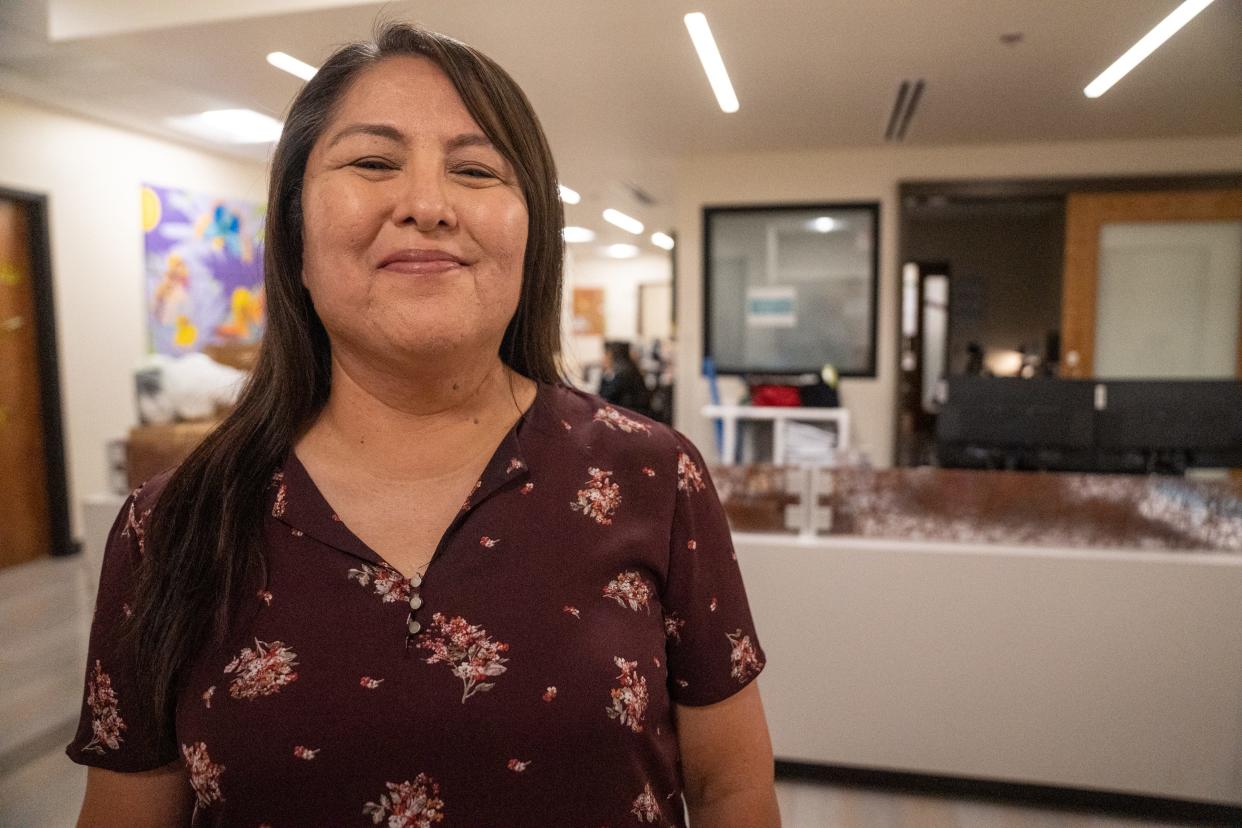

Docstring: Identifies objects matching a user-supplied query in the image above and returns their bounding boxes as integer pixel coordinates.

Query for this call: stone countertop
[712,466,1242,552]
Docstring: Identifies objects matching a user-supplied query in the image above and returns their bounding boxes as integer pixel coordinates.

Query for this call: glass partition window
[704,204,879,376]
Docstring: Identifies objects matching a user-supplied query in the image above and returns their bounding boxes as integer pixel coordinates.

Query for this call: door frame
[1060,188,1242,378]
[1,186,72,557]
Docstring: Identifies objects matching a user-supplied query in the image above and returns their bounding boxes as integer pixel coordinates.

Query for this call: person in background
[67,22,776,827]
[598,339,654,417]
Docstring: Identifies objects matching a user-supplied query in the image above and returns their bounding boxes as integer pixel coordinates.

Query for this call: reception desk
[723,468,1242,806]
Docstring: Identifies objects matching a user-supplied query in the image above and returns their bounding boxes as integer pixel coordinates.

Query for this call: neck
[299,349,535,481]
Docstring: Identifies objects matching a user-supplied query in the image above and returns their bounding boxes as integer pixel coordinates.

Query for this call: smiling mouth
[376,248,471,275]
[377,259,464,275]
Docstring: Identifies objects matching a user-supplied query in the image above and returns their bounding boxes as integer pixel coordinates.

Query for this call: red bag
[749,384,801,406]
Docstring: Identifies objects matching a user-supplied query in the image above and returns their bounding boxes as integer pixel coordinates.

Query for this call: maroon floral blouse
[67,381,766,826]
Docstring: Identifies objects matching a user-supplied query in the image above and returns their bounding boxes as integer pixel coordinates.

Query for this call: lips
[377,248,468,274]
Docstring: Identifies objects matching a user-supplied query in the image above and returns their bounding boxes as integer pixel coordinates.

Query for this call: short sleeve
[662,431,767,707]
[65,487,179,771]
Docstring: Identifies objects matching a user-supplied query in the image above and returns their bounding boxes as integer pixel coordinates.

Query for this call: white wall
[560,250,672,384]
[567,252,671,340]
[0,93,267,540]
[674,134,1242,466]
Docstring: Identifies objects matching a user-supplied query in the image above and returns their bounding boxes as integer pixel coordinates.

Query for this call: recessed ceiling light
[602,243,640,259]
[563,226,596,243]
[266,51,318,81]
[558,184,581,204]
[166,109,283,144]
[651,232,675,250]
[602,208,644,235]
[810,217,838,233]
[1084,0,1216,98]
[683,12,739,113]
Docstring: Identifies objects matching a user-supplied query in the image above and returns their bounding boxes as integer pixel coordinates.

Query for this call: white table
[701,404,850,465]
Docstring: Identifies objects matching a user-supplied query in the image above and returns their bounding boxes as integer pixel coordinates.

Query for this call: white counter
[735,533,1242,805]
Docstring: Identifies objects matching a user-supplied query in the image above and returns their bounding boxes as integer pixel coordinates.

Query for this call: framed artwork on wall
[703,202,880,376]
[142,183,267,356]
[571,286,606,336]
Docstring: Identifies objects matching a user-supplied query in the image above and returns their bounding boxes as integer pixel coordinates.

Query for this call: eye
[351,158,397,172]
[454,165,498,180]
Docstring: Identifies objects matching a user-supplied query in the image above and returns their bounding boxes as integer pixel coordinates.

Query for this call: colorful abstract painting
[142,183,266,355]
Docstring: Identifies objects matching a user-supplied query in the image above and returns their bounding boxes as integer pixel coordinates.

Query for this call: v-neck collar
[270,380,549,568]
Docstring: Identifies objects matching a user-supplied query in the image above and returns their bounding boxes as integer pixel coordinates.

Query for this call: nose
[392,158,457,232]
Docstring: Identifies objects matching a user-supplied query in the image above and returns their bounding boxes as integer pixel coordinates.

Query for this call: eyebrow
[326,123,496,153]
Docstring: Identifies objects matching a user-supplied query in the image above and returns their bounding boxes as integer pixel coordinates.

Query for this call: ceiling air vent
[884,79,925,142]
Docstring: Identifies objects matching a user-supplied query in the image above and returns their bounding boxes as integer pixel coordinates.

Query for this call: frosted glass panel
[1095,221,1242,378]
[706,206,878,375]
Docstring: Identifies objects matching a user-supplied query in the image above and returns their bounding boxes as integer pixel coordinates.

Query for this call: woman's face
[300,56,528,368]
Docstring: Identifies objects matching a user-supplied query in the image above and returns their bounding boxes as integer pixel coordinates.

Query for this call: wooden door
[0,197,51,569]
[1060,188,1242,378]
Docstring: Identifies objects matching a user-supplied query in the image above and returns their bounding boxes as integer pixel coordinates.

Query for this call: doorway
[0,188,70,569]
[896,175,1242,468]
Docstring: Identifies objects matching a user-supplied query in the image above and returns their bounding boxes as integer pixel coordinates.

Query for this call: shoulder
[538,382,696,470]
[127,467,177,514]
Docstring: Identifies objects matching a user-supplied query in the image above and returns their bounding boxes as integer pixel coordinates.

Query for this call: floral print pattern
[182,741,225,808]
[294,745,320,760]
[120,498,151,555]
[728,629,764,683]
[543,686,557,702]
[360,676,384,689]
[602,571,652,612]
[363,775,445,827]
[663,612,686,643]
[562,605,581,619]
[460,480,482,511]
[506,457,526,474]
[677,451,706,494]
[202,686,215,708]
[271,471,288,518]
[224,638,299,700]
[631,783,660,822]
[82,660,126,753]
[571,467,621,525]
[479,535,499,548]
[606,657,648,733]
[417,613,510,703]
[506,758,531,772]
[593,406,652,435]
[520,482,535,495]
[348,563,412,603]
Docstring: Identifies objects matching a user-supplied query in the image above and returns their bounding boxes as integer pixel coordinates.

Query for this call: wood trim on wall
[1059,188,1242,378]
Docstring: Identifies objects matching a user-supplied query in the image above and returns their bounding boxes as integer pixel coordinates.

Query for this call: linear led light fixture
[167,109,283,144]
[562,226,596,243]
[558,184,581,204]
[602,208,644,235]
[683,12,739,113]
[266,51,318,81]
[651,232,675,250]
[1084,0,1216,98]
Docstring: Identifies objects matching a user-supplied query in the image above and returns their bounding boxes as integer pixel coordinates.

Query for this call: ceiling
[2,0,1240,258]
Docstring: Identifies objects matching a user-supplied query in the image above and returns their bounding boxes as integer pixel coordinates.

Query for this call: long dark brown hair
[131,21,565,729]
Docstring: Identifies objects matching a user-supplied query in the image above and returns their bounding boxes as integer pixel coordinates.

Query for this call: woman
[598,340,654,417]
[69,23,777,826]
